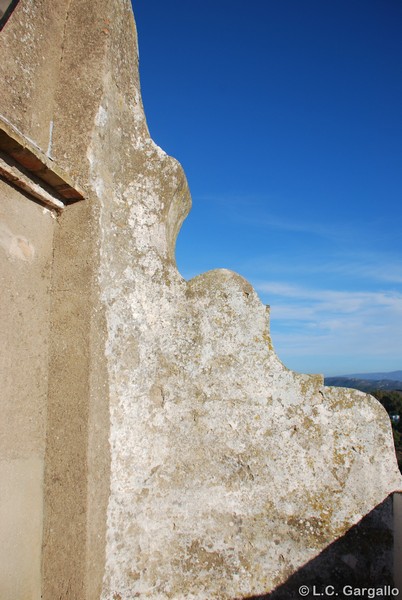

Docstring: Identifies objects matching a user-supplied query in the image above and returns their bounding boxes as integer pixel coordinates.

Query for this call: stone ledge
[0,115,85,209]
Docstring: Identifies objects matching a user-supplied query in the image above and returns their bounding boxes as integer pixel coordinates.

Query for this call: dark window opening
[0,0,20,31]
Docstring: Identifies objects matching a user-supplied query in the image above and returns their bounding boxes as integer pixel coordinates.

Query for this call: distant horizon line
[324,369,402,380]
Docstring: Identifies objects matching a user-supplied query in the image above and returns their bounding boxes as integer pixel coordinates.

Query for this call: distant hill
[324,375,402,393]
[343,370,402,381]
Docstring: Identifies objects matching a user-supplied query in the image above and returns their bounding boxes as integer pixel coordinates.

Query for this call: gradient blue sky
[132,0,402,377]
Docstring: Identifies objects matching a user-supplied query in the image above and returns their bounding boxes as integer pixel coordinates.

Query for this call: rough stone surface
[95,136,401,596]
[84,4,401,599]
[0,1,401,599]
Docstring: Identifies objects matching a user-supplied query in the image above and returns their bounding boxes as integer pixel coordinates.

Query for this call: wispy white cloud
[195,192,359,242]
[316,248,402,285]
[241,214,337,237]
[233,210,355,244]
[257,280,402,306]
[254,280,402,374]
[239,249,402,286]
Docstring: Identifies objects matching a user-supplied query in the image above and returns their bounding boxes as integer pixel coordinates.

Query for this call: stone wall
[0,1,401,599]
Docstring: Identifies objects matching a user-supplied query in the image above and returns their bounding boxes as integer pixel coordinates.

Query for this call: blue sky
[132,0,402,377]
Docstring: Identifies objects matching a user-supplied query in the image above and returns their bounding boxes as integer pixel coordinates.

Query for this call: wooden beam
[0,154,65,210]
[0,115,85,206]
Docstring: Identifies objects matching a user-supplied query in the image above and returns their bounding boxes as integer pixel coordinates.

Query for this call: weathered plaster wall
[0,1,401,599]
[0,2,110,598]
[0,0,70,152]
[0,181,54,600]
[29,2,113,597]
